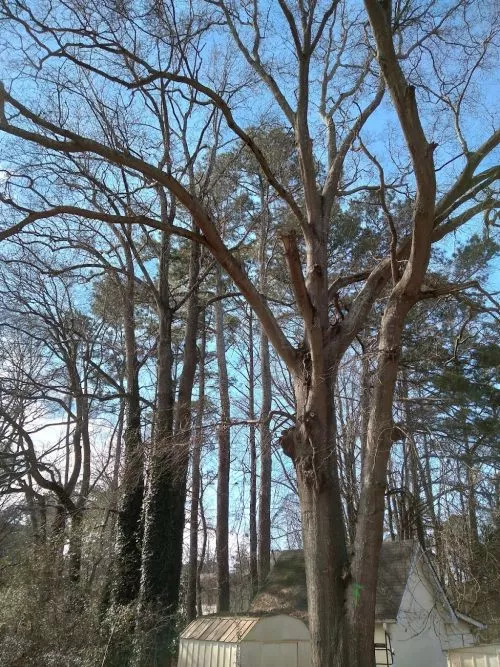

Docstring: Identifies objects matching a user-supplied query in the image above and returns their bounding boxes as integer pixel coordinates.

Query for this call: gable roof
[376,540,416,621]
[249,550,308,620]
[181,616,260,642]
[180,614,311,643]
[250,540,418,622]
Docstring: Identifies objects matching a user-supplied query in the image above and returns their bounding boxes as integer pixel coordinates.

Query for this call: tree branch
[281,230,314,328]
[0,85,299,373]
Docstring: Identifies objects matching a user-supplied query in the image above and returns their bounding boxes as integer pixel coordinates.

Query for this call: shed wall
[178,639,238,667]
[244,615,310,642]
[374,625,392,666]
[240,640,311,667]
[178,616,312,667]
[447,645,500,667]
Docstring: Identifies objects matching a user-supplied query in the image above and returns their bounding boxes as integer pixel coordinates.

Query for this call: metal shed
[448,645,500,667]
[178,614,311,667]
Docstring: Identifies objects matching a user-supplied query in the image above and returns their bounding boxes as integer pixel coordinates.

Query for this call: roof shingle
[249,541,416,622]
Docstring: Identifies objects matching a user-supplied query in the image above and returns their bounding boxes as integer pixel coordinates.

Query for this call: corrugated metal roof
[181,616,260,643]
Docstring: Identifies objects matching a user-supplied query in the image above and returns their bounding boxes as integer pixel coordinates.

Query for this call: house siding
[387,559,476,667]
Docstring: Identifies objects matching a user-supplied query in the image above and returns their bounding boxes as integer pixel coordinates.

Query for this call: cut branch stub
[280,425,298,461]
[390,423,406,442]
[280,410,331,492]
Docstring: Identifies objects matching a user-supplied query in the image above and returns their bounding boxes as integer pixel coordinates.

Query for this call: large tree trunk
[257,197,272,586]
[136,227,200,664]
[282,368,349,667]
[258,330,272,585]
[347,256,433,667]
[115,244,144,605]
[347,293,428,666]
[68,390,91,584]
[281,226,350,667]
[248,308,258,595]
[215,265,231,613]
[171,236,201,616]
[135,224,176,664]
[346,3,437,663]
[186,315,206,622]
[68,508,84,583]
[348,300,407,666]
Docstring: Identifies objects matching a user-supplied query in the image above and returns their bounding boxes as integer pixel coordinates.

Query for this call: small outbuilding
[178,614,311,667]
[447,644,500,667]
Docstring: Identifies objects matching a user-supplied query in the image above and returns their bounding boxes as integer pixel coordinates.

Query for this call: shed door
[259,642,298,666]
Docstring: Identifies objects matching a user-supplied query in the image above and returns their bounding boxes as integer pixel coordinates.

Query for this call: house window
[375,631,394,666]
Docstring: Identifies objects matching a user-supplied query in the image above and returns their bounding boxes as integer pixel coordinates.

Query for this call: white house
[248,541,485,666]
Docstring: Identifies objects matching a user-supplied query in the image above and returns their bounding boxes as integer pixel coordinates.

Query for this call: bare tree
[0,1,498,665]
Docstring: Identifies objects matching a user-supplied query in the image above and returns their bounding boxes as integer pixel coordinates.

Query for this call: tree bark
[348,301,406,666]
[345,3,438,662]
[135,222,176,664]
[248,308,258,595]
[136,226,200,664]
[186,315,206,622]
[283,366,349,667]
[68,508,84,583]
[258,192,272,586]
[114,241,144,605]
[258,330,272,585]
[215,265,231,613]
[280,226,350,667]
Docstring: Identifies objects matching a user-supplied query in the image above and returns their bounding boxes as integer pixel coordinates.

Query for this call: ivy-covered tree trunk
[68,508,84,583]
[170,235,201,611]
[134,221,176,664]
[136,226,200,665]
[114,242,144,605]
